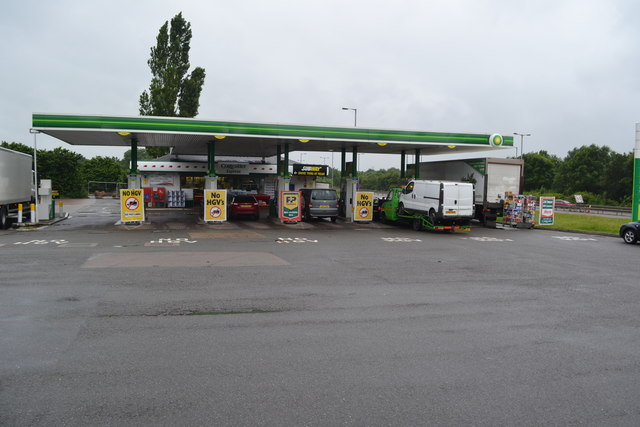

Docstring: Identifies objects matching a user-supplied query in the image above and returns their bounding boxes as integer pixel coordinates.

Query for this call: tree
[82,156,127,185]
[139,13,206,158]
[139,12,206,118]
[522,150,561,191]
[358,168,403,191]
[120,148,155,169]
[553,145,612,195]
[603,151,633,203]
[1,141,34,156]
[37,148,86,197]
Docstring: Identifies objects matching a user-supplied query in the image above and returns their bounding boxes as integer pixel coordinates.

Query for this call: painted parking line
[189,232,265,239]
[552,236,597,241]
[381,237,422,242]
[57,243,99,248]
[460,237,514,242]
[276,237,318,244]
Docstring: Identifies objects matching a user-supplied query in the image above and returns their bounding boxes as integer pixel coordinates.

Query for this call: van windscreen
[312,190,337,200]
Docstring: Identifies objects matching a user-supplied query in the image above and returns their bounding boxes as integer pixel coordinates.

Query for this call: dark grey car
[301,188,339,222]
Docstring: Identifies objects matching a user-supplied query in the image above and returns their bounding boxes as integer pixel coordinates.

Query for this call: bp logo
[489,133,503,147]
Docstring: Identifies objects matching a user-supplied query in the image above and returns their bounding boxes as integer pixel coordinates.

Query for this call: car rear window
[234,195,257,203]
[311,190,337,200]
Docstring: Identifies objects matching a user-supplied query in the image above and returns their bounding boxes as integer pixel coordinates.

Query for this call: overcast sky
[2,0,639,169]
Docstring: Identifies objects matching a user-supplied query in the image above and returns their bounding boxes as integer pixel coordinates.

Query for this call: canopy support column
[127,137,140,189]
[284,143,290,178]
[205,139,217,190]
[415,149,421,179]
[276,145,282,176]
[277,143,291,196]
[352,146,358,179]
[633,123,640,221]
[400,150,406,179]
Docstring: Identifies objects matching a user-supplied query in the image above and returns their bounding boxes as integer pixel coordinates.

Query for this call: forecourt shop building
[31,113,514,222]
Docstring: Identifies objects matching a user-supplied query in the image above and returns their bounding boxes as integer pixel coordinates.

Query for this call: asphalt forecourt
[1,205,639,425]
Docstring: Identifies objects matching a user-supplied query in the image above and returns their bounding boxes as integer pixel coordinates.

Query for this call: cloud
[1,0,639,168]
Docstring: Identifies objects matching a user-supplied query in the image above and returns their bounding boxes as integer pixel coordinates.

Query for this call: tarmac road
[1,198,639,426]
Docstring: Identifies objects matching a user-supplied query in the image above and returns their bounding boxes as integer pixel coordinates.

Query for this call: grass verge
[535,212,629,235]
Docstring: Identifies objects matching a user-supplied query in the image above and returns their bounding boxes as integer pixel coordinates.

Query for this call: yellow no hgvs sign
[354,192,374,222]
[120,189,145,222]
[204,190,227,222]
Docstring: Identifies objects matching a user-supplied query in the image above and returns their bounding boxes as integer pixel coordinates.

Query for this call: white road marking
[552,236,597,241]
[148,238,198,244]
[460,237,514,242]
[13,239,69,245]
[276,237,318,244]
[381,237,422,242]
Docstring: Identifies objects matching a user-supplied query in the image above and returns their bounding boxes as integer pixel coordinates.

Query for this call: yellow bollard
[18,204,23,223]
[30,203,36,223]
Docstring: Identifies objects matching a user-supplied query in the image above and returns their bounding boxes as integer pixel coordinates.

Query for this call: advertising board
[120,189,145,222]
[279,191,302,222]
[354,191,374,222]
[539,196,555,225]
[204,190,227,222]
[292,164,328,176]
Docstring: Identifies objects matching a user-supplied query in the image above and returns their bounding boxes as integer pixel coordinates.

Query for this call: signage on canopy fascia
[292,164,328,177]
[136,161,277,175]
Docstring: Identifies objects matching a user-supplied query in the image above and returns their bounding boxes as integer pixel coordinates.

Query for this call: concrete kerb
[13,212,70,230]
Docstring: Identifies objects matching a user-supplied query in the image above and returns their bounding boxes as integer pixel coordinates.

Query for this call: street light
[320,156,330,177]
[341,107,357,127]
[513,132,531,159]
[29,129,41,222]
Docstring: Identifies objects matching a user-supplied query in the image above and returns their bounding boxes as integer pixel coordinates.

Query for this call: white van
[398,180,474,223]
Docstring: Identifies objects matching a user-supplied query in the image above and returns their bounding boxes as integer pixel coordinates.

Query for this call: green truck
[379,186,472,232]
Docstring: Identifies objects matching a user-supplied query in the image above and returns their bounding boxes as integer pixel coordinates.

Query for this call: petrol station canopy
[31,113,513,157]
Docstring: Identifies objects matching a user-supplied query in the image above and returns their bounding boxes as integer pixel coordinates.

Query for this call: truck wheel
[0,207,8,230]
[428,209,437,225]
[412,218,422,231]
[379,212,387,224]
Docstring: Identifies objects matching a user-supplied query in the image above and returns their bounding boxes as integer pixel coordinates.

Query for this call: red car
[229,195,259,220]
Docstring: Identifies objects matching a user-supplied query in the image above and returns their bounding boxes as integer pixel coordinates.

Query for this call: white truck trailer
[0,147,34,229]
[419,157,524,226]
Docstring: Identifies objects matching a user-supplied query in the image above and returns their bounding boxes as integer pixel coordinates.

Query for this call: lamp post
[29,129,40,222]
[320,156,330,177]
[513,132,531,159]
[341,107,357,127]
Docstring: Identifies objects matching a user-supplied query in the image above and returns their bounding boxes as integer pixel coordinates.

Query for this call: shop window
[181,175,205,189]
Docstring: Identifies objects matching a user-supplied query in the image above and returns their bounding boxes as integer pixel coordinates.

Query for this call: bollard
[30,203,36,223]
[18,204,23,223]
[59,200,64,218]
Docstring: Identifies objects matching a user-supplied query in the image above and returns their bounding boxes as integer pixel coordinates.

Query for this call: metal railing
[87,181,127,198]
[557,204,632,217]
